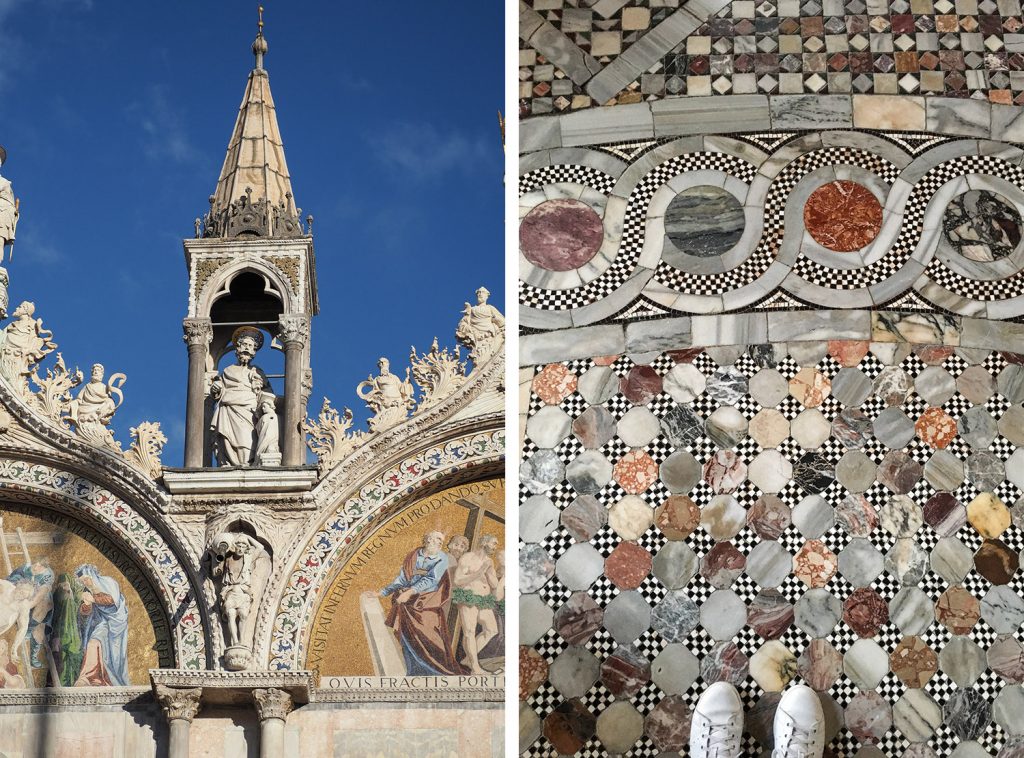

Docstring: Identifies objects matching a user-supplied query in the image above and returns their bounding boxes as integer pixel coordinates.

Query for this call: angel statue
[357,357,415,433]
[68,363,126,450]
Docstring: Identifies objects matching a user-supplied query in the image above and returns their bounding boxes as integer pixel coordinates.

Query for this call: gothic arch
[195,256,300,319]
[260,427,504,670]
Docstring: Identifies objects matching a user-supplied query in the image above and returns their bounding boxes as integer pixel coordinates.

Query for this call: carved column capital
[182,318,213,348]
[155,684,203,723]
[253,687,293,721]
[277,314,310,348]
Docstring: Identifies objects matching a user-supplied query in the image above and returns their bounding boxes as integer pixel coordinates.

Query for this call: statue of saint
[254,392,281,466]
[0,302,56,391]
[356,357,415,433]
[456,286,504,362]
[0,146,18,253]
[206,532,263,649]
[69,364,125,450]
[210,327,274,467]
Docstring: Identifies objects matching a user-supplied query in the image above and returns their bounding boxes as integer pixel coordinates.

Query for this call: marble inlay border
[520,128,1024,328]
[520,309,1024,367]
[522,95,1024,152]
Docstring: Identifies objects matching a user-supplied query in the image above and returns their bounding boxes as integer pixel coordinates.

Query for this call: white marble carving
[124,421,168,479]
[410,337,466,409]
[302,398,362,474]
[68,363,125,451]
[210,327,276,467]
[31,353,82,426]
[0,148,18,252]
[0,302,56,397]
[356,357,415,433]
[206,530,265,668]
[456,287,504,364]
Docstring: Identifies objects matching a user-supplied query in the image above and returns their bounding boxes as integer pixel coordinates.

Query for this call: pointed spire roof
[204,8,304,238]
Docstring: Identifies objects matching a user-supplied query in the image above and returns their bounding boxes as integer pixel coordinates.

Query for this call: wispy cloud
[0,0,93,91]
[12,227,66,264]
[126,84,203,165]
[367,122,496,182]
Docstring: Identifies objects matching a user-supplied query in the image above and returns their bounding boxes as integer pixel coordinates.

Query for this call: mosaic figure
[452,534,500,675]
[373,530,465,676]
[72,564,129,687]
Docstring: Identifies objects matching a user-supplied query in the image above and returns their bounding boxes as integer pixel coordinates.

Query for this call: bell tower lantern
[181,13,317,470]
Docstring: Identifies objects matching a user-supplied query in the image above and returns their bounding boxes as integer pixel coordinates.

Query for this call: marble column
[277,314,310,467]
[253,687,293,758]
[155,684,202,758]
[182,318,213,468]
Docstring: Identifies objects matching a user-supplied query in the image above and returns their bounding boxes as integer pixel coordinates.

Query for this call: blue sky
[0,1,504,464]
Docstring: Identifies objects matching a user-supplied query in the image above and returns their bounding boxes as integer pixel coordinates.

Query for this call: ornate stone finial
[455,286,505,366]
[155,685,203,723]
[356,357,416,434]
[409,337,467,409]
[252,5,268,69]
[68,363,125,452]
[302,398,362,474]
[253,687,293,721]
[125,421,168,480]
[32,353,82,426]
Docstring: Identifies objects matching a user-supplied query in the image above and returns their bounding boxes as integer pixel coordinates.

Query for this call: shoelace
[773,721,819,758]
[703,721,741,756]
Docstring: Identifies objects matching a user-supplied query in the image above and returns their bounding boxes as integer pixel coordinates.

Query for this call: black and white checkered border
[519,164,617,198]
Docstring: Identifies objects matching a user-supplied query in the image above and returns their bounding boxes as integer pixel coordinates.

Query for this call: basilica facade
[0,21,504,758]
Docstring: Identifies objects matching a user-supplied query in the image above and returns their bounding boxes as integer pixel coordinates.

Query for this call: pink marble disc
[520,199,604,271]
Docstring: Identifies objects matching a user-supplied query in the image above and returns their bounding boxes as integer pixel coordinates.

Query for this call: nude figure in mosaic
[453,534,500,675]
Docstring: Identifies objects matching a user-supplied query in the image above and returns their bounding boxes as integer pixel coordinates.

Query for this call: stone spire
[201,6,305,239]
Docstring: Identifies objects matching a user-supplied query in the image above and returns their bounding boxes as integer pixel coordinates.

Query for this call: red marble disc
[520,198,604,271]
[804,180,883,252]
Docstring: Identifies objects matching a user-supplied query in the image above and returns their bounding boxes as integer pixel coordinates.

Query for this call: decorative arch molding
[191,249,306,317]
[0,457,209,670]
[263,426,504,670]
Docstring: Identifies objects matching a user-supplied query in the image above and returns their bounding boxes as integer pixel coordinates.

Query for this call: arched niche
[0,503,175,687]
[264,429,504,670]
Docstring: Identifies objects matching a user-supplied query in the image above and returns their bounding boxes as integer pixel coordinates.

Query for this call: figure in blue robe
[73,564,129,686]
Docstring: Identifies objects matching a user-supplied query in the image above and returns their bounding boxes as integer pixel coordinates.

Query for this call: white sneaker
[690,681,744,758]
[772,684,825,758]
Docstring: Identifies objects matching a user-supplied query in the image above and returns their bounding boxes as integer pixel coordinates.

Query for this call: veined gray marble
[892,689,943,743]
[663,186,745,262]
[889,587,935,635]
[653,542,698,590]
[699,590,747,641]
[521,594,555,646]
[839,538,884,588]
[981,585,1024,634]
[651,590,699,642]
[746,540,793,589]
[605,591,653,644]
[521,544,556,594]
[844,639,888,689]
[660,450,701,493]
[940,636,987,688]
[795,588,842,638]
[931,537,975,584]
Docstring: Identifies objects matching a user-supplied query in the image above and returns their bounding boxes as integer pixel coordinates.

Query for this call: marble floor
[520,341,1024,757]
